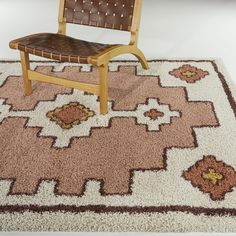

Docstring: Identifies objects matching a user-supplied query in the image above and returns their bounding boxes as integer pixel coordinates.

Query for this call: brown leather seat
[9,33,119,64]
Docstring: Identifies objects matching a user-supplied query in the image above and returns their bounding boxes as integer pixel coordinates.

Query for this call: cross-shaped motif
[202,168,223,185]
[181,70,196,78]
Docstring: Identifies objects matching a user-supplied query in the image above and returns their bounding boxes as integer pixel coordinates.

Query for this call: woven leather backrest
[63,0,136,31]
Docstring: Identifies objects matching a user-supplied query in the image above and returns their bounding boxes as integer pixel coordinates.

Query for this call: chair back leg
[132,48,149,70]
[99,64,109,115]
[20,51,33,96]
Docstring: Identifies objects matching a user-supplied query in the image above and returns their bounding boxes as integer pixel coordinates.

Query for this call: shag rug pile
[0,60,236,232]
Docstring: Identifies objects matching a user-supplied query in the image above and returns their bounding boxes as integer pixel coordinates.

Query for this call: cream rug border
[1,211,236,232]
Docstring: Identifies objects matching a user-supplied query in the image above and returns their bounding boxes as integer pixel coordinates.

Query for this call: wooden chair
[9,0,149,115]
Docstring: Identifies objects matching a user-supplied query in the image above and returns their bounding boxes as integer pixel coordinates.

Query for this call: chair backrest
[59,0,142,32]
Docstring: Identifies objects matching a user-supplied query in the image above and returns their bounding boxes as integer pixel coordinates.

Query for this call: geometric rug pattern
[0,60,235,232]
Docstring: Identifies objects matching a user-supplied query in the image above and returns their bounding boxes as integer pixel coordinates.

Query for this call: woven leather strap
[64,0,136,31]
[11,33,118,64]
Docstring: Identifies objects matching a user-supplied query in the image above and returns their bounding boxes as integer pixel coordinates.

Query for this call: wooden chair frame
[19,0,149,115]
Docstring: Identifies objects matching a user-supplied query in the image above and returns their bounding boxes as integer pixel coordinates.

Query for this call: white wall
[0,0,236,80]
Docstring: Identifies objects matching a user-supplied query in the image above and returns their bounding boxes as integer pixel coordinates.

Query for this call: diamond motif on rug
[135,98,180,131]
[6,89,110,148]
[47,102,95,129]
[169,64,209,83]
[183,155,236,201]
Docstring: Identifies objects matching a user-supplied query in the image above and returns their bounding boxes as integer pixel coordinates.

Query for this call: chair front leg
[99,64,108,115]
[20,51,32,96]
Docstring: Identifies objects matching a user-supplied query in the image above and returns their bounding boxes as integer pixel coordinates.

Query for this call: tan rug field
[0,60,236,232]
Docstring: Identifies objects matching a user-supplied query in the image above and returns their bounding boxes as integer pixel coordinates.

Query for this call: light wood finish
[58,0,66,35]
[20,51,32,96]
[89,45,149,69]
[130,0,143,45]
[28,70,100,95]
[58,21,66,35]
[99,64,109,115]
[16,0,148,115]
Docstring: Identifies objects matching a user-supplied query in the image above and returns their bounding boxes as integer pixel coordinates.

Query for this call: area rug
[0,59,236,232]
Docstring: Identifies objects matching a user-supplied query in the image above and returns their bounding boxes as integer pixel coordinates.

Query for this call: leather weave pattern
[64,0,136,31]
[11,33,118,64]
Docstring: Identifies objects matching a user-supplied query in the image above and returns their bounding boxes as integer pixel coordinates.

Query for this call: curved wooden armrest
[89,45,149,70]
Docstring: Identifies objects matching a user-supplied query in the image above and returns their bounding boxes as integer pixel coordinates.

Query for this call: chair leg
[132,48,149,70]
[20,51,32,96]
[99,64,108,115]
